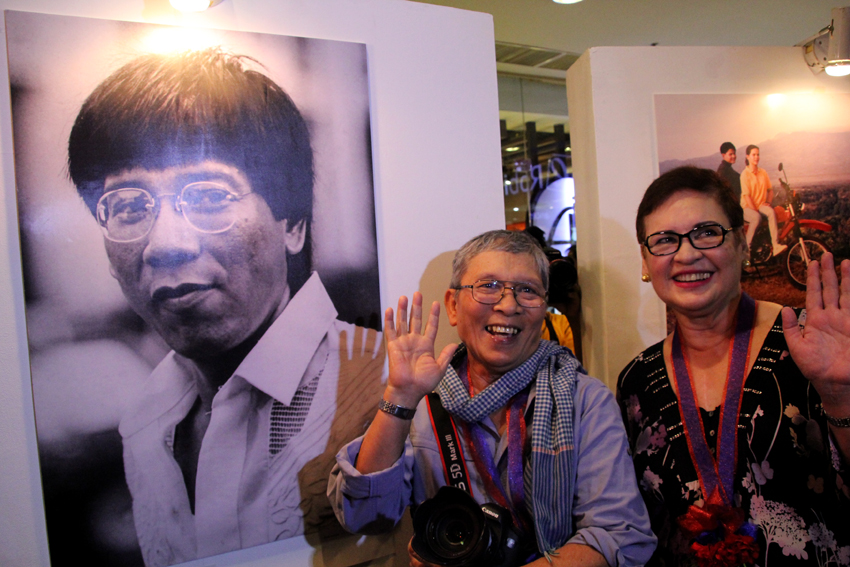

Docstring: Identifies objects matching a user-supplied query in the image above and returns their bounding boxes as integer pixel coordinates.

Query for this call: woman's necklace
[671,293,760,566]
[671,293,756,504]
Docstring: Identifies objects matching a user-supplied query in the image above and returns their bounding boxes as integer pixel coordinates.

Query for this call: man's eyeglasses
[643,223,738,256]
[96,182,253,242]
[454,279,547,308]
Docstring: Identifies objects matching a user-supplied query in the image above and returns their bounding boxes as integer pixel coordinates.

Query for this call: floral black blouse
[617,312,849,566]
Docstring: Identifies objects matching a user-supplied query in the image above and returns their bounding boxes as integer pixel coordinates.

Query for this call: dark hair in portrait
[68,48,314,291]
[719,141,735,154]
[635,165,744,242]
[744,144,759,167]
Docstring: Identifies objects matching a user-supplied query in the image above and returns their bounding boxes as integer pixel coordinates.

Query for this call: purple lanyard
[458,364,530,533]
[671,293,756,505]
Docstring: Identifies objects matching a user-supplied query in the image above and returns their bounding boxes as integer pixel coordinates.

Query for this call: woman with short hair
[619,166,850,566]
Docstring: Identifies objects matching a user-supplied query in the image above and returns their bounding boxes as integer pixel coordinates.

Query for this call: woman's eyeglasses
[643,223,738,256]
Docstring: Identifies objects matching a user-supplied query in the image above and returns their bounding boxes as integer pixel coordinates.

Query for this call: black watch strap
[379,398,417,420]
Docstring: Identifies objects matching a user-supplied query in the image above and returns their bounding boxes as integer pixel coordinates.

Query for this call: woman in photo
[740,144,786,257]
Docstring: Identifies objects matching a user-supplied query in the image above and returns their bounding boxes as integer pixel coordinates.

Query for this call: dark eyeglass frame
[95,182,253,243]
[643,223,739,256]
[454,279,547,308]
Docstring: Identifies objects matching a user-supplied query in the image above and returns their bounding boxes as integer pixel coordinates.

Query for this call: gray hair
[450,230,549,291]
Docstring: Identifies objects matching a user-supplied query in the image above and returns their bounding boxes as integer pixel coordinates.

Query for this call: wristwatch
[378,398,417,420]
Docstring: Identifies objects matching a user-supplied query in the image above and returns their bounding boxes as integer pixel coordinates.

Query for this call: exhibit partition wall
[566,46,850,387]
[0,2,504,567]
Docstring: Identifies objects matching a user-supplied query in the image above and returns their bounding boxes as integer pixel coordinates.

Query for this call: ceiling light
[801,7,850,77]
[170,0,224,12]
[553,0,583,4]
[826,64,850,76]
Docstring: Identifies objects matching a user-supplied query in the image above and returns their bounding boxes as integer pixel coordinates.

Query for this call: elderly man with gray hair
[329,230,655,567]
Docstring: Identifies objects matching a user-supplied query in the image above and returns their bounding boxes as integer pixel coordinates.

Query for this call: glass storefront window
[499,75,574,254]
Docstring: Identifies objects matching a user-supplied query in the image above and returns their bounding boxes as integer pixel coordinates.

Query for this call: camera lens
[412,486,521,567]
[426,504,483,560]
[437,518,471,547]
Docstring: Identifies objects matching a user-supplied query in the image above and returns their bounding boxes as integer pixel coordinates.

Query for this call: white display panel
[0,1,503,566]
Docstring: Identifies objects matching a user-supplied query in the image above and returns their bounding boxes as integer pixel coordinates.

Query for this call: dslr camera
[411,486,525,567]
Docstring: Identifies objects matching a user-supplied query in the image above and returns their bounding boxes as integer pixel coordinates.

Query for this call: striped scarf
[436,340,579,558]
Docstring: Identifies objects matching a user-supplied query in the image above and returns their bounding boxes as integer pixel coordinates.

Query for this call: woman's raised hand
[782,253,850,415]
[384,292,458,408]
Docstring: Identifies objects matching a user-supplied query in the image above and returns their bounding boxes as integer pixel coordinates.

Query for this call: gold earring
[742,258,752,269]
[641,274,651,283]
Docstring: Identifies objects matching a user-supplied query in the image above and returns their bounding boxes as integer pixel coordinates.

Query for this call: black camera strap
[425,392,473,495]
[544,314,558,344]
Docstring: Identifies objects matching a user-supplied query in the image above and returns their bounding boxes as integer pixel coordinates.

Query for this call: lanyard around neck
[457,361,530,533]
[671,293,756,505]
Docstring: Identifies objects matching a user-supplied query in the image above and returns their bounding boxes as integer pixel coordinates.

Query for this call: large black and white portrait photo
[6,10,383,566]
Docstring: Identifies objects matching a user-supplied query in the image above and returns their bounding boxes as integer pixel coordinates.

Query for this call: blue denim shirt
[328,371,656,567]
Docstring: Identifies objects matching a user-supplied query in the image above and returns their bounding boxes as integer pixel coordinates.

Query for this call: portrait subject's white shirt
[119,273,385,567]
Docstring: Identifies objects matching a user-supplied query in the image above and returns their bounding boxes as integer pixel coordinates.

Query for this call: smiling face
[102,160,305,360]
[444,250,547,384]
[641,189,747,320]
[747,147,760,168]
[722,148,736,164]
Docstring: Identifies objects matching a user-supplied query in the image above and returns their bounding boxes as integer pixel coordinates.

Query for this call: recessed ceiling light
[553,0,583,4]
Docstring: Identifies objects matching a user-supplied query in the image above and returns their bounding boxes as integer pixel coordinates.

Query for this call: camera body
[411,486,525,567]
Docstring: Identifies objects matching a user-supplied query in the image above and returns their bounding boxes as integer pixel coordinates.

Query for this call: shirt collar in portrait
[233,271,338,404]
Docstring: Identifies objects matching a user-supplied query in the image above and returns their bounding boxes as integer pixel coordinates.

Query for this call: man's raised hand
[383,292,457,409]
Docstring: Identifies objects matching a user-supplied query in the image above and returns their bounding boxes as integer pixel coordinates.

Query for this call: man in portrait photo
[64,48,384,566]
[716,141,741,202]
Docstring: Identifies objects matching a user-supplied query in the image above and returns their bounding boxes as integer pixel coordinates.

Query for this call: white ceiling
[412,0,844,131]
[410,0,841,55]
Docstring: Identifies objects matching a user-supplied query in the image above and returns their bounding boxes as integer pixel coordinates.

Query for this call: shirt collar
[119,273,338,435]
[233,272,338,404]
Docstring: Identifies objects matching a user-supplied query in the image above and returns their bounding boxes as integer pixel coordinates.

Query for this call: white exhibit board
[0,1,504,566]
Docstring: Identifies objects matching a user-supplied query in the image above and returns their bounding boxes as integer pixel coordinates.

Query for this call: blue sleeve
[327,434,416,535]
[566,375,657,567]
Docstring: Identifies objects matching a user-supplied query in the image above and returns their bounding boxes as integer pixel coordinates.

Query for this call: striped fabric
[437,340,580,558]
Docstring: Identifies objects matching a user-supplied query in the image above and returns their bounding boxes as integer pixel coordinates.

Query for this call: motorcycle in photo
[746,163,833,290]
